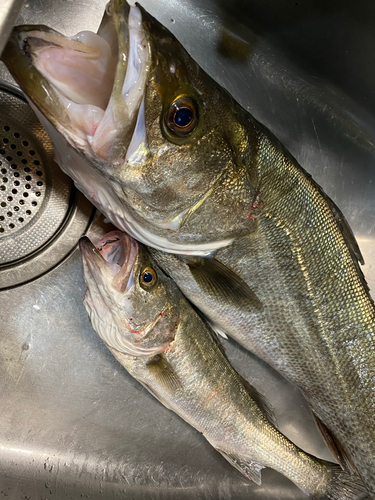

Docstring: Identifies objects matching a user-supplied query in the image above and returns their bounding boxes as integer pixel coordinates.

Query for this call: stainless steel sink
[0,1,374,498]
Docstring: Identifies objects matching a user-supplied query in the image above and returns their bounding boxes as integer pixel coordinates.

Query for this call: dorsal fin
[299,164,372,298]
[189,302,229,359]
[311,410,358,475]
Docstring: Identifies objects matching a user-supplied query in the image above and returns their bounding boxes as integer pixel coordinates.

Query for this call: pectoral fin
[217,450,264,485]
[146,355,182,395]
[311,410,358,475]
[184,256,263,314]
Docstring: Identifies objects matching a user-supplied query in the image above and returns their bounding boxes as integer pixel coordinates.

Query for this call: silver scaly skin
[2,0,374,495]
[80,230,366,499]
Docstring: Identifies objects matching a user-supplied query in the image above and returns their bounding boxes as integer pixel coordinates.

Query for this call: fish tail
[313,463,368,500]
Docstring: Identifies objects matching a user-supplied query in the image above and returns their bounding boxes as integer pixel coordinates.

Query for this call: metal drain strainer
[0,126,46,237]
[0,82,94,288]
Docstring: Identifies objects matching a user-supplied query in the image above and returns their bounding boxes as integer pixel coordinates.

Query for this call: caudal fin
[314,463,368,500]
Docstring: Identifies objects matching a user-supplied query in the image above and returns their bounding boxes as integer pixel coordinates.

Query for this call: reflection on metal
[0,0,374,498]
[0,0,25,57]
[0,81,94,288]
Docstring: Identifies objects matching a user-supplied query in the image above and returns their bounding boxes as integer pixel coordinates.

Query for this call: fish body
[2,1,375,494]
[80,230,366,499]
[150,154,375,489]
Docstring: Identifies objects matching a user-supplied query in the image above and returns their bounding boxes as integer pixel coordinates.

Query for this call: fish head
[79,230,179,357]
[2,1,257,255]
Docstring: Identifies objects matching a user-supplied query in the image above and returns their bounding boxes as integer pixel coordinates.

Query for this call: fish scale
[213,131,375,491]
[151,126,375,493]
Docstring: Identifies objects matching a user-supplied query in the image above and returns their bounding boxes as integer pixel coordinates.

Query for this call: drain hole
[0,111,51,243]
[0,228,4,233]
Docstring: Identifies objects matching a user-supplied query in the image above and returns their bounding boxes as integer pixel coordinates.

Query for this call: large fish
[2,0,375,495]
[80,229,366,499]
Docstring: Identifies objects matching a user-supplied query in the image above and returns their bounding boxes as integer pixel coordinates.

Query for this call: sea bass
[2,0,375,495]
[80,230,366,499]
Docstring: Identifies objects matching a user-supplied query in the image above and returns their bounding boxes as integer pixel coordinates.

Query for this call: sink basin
[0,1,374,498]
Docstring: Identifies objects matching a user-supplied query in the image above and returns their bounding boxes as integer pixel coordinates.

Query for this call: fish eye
[165,96,199,137]
[140,267,157,290]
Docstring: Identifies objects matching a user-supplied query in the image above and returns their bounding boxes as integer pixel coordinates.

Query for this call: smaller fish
[79,230,366,499]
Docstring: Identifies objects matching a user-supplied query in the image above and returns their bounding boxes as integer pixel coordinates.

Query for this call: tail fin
[314,463,368,500]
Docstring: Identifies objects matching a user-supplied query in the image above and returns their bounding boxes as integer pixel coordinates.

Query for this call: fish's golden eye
[140,267,157,290]
[166,96,199,137]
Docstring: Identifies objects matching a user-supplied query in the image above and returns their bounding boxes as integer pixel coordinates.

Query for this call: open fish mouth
[80,231,170,357]
[3,0,150,166]
[79,230,139,293]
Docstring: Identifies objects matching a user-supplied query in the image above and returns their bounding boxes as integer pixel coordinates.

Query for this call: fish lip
[79,235,105,265]
[79,235,109,278]
[80,231,139,292]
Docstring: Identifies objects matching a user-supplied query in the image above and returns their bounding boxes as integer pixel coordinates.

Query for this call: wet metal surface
[0,0,24,57]
[0,81,93,288]
[0,0,374,498]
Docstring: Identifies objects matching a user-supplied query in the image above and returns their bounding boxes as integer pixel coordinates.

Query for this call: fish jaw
[79,232,178,357]
[1,2,149,165]
[2,1,259,255]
